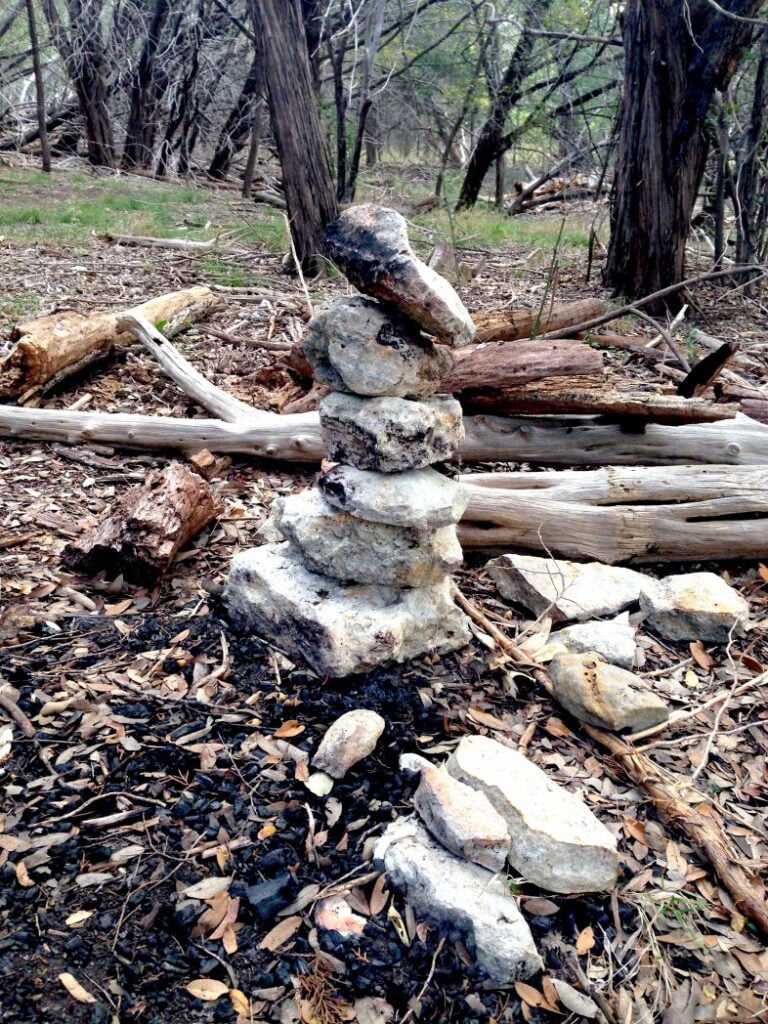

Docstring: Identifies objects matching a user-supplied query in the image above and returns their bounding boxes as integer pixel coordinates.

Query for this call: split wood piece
[472,298,607,344]
[458,375,735,425]
[457,465,768,563]
[62,461,220,582]
[453,588,768,939]
[0,285,219,400]
[442,339,604,393]
[3,407,768,466]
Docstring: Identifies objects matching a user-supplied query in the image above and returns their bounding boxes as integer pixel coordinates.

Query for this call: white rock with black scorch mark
[313,709,386,779]
[446,735,618,894]
[224,543,471,678]
[548,650,670,733]
[639,571,749,642]
[374,818,542,983]
[319,464,469,530]
[319,393,464,473]
[325,204,476,348]
[273,488,463,587]
[487,553,647,623]
[304,297,453,397]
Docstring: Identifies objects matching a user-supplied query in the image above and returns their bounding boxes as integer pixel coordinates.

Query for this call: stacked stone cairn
[225,205,476,677]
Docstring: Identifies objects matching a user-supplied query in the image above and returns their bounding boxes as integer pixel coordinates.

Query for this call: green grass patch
[411,205,591,257]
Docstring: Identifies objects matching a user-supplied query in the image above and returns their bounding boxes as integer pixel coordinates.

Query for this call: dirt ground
[1,161,767,1024]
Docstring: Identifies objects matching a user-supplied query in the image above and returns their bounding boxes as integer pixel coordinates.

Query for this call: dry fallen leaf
[689,641,713,672]
[274,719,305,738]
[183,876,232,900]
[65,910,94,928]
[259,914,303,951]
[229,989,251,1015]
[467,707,511,732]
[551,978,599,1018]
[185,978,230,1002]
[59,972,97,1004]
[576,925,595,954]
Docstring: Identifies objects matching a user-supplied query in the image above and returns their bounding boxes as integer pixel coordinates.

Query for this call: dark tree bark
[42,0,116,167]
[605,0,760,309]
[122,0,171,170]
[456,0,552,210]
[735,34,768,284]
[25,0,51,172]
[250,0,338,273]
[208,53,262,180]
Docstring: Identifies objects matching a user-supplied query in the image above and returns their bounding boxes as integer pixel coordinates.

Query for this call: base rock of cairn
[224,204,474,677]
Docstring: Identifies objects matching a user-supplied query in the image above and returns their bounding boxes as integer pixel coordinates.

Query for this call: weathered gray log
[458,464,768,563]
[2,406,768,466]
[63,461,220,581]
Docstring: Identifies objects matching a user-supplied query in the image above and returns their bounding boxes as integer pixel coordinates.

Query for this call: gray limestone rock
[319,464,470,529]
[273,488,462,587]
[639,572,749,642]
[304,297,453,397]
[320,393,464,472]
[224,543,471,678]
[548,650,670,732]
[313,710,385,778]
[551,612,637,669]
[374,818,541,983]
[325,204,476,348]
[400,755,510,871]
[446,735,618,894]
[487,553,646,623]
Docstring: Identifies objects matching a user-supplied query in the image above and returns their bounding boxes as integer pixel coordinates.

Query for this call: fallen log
[0,286,219,400]
[443,339,603,392]
[62,461,220,582]
[459,375,736,424]
[458,465,768,563]
[2,406,768,466]
[472,298,607,344]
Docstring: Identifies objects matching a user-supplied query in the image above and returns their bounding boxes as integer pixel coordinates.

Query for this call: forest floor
[1,156,767,1024]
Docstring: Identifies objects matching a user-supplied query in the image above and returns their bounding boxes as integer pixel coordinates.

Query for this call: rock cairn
[225,204,474,677]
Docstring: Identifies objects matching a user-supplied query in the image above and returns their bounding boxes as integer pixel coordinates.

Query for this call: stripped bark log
[62,461,220,582]
[0,286,219,400]
[472,298,607,343]
[443,339,603,392]
[2,406,767,466]
[458,465,768,563]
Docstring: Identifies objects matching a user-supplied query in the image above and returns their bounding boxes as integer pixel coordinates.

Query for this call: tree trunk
[208,54,262,180]
[251,0,338,272]
[604,0,760,309]
[25,0,51,173]
[456,0,552,210]
[121,0,171,170]
[734,35,768,289]
[459,464,768,563]
[62,462,219,582]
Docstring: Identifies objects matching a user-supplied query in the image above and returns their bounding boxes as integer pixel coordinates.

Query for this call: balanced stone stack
[225,205,475,677]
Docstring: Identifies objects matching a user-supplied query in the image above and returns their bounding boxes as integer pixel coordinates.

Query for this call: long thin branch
[538,266,768,340]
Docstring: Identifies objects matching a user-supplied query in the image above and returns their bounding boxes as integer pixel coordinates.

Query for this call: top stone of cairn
[325,204,476,348]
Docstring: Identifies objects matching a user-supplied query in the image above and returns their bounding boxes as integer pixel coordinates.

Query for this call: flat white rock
[320,393,464,473]
[224,543,471,678]
[639,572,749,642]
[304,297,452,397]
[325,204,476,348]
[374,818,541,983]
[319,464,470,529]
[446,735,618,894]
[550,612,637,668]
[273,488,463,587]
[487,553,646,623]
[401,755,509,871]
[549,650,670,732]
[313,709,385,779]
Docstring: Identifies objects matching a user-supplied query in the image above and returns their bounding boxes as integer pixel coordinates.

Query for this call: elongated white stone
[319,464,469,529]
[446,735,618,894]
[313,710,385,779]
[374,819,541,983]
[273,488,462,587]
[320,393,464,472]
[225,543,471,678]
[325,205,476,348]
